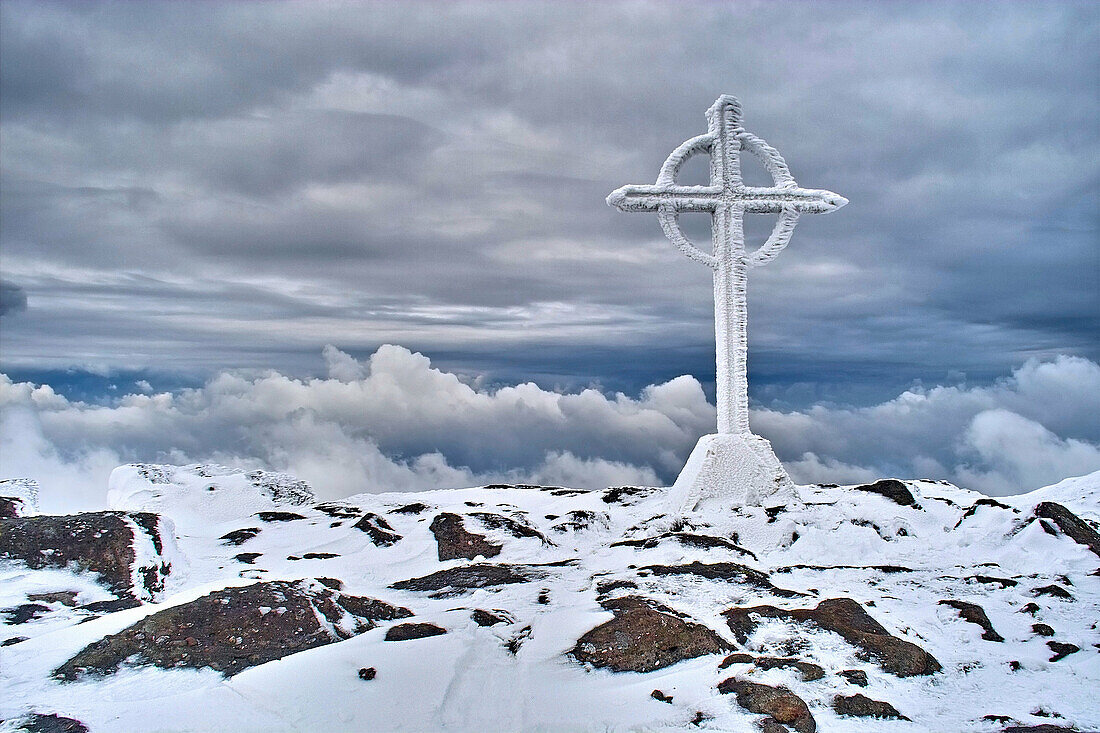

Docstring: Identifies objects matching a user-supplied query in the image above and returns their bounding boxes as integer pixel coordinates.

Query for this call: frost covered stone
[608,95,846,512]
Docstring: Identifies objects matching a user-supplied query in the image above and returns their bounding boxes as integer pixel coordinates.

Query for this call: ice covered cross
[608,95,846,511]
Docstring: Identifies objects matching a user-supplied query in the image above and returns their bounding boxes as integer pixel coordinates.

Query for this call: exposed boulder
[852,479,916,507]
[353,513,402,547]
[723,598,940,677]
[429,513,502,561]
[833,693,909,720]
[1031,623,1055,637]
[385,622,447,641]
[569,596,730,673]
[55,579,411,680]
[939,599,1004,641]
[639,561,800,597]
[650,689,673,704]
[602,486,658,504]
[390,563,547,598]
[1035,502,1100,557]
[717,678,815,733]
[718,652,824,681]
[0,511,173,599]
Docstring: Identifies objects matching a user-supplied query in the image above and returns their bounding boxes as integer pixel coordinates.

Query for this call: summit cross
[608,95,846,511]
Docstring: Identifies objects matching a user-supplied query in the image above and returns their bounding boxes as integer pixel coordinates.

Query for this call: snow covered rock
[0,478,40,518]
[0,511,176,600]
[107,464,313,532]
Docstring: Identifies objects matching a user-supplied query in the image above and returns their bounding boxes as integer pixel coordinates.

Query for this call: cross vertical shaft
[713,203,749,435]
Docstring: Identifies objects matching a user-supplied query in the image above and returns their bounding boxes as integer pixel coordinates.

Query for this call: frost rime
[608,95,846,511]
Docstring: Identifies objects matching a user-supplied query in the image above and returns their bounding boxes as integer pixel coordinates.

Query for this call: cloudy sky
[1,1,1097,508]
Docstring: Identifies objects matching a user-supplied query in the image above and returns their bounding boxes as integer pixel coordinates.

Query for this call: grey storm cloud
[0,281,28,316]
[0,1,1097,500]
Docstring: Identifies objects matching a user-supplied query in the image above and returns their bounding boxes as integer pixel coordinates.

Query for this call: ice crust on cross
[608,95,846,512]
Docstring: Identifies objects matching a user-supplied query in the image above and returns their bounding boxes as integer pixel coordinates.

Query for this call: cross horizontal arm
[607,184,847,215]
[607,185,721,212]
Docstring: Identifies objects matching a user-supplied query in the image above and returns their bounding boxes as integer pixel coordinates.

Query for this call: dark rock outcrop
[1031,623,1055,637]
[569,596,730,673]
[1033,585,1074,601]
[55,579,411,680]
[429,513,502,561]
[972,575,1019,588]
[833,693,909,720]
[219,527,261,545]
[939,599,1004,641]
[353,513,402,546]
[954,498,1015,528]
[390,502,429,515]
[717,678,816,733]
[718,652,825,681]
[1046,641,1079,662]
[840,669,868,686]
[612,532,756,559]
[639,561,800,597]
[723,598,940,677]
[11,712,89,733]
[27,591,79,606]
[255,511,305,522]
[358,666,376,680]
[385,622,447,641]
[650,689,673,704]
[3,603,50,624]
[469,512,550,544]
[852,479,916,507]
[471,609,511,626]
[0,511,171,598]
[313,502,361,518]
[390,563,547,598]
[0,496,31,519]
[1035,502,1100,557]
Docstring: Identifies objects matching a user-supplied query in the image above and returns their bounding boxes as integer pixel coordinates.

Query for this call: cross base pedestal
[667,433,793,514]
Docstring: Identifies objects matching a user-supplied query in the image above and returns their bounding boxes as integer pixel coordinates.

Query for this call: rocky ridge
[1,465,1098,732]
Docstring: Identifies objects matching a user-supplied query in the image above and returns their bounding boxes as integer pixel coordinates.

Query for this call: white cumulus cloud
[1,346,1097,511]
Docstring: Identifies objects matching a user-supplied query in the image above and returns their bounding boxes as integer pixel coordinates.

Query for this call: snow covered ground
[2,465,1098,732]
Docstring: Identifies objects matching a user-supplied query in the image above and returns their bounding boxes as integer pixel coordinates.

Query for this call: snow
[2,468,1098,732]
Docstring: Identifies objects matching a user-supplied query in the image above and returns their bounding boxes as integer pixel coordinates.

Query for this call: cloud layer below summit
[2,346,1097,511]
